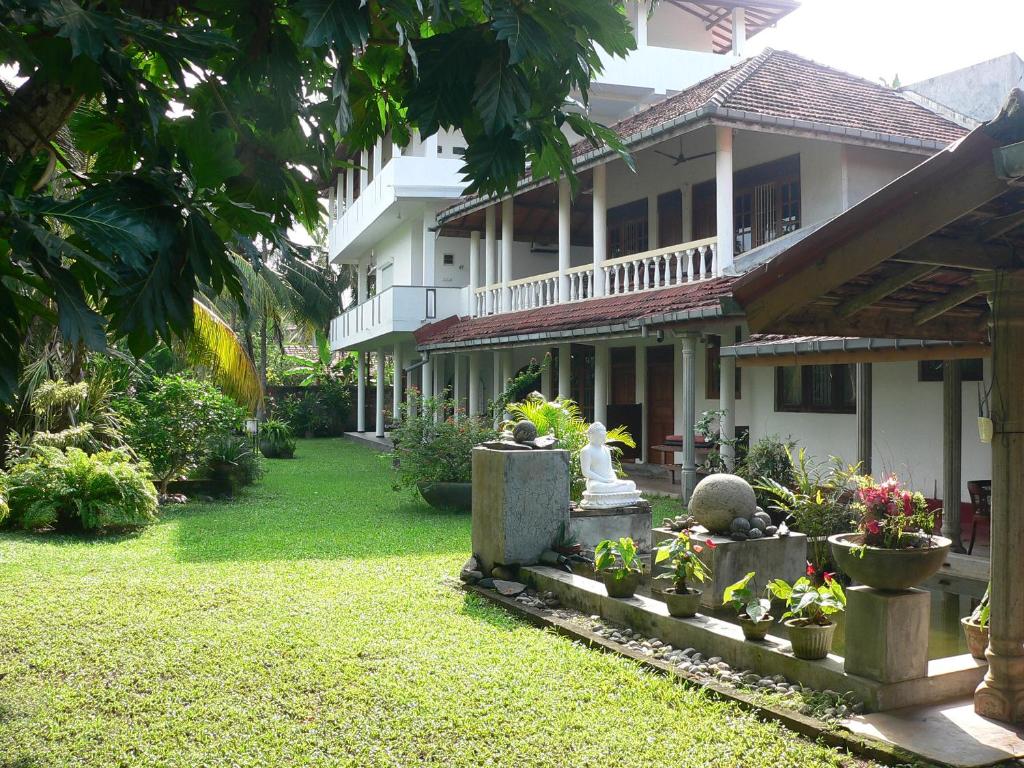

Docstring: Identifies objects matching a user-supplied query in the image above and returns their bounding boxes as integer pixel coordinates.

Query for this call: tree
[0,1,636,402]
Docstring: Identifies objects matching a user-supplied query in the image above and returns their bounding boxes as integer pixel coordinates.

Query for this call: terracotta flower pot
[962,617,989,660]
[829,532,952,591]
[661,587,701,618]
[600,569,641,598]
[739,614,774,641]
[785,619,836,660]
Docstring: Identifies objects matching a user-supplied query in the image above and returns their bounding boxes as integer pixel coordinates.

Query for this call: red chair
[967,480,991,555]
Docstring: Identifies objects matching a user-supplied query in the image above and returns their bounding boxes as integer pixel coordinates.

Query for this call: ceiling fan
[653,139,715,166]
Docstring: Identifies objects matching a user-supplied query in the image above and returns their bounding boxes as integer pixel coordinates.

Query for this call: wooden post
[975,270,1024,723]
[942,359,964,551]
[856,363,872,474]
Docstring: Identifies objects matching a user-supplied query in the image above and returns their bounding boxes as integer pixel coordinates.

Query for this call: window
[775,364,856,414]
[705,333,742,400]
[918,359,984,382]
[442,253,455,266]
[607,199,649,258]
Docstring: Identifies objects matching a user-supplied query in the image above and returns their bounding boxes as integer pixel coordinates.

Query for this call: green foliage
[738,435,796,509]
[0,1,636,400]
[722,572,771,624]
[694,409,746,473]
[594,537,643,580]
[282,332,355,386]
[489,355,549,418]
[505,393,634,501]
[205,433,264,491]
[260,418,296,459]
[970,585,991,629]
[272,380,350,437]
[3,445,157,533]
[768,576,846,626]
[114,374,244,492]
[390,393,497,489]
[654,531,712,594]
[853,475,935,549]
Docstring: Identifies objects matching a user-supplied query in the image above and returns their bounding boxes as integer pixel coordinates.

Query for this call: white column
[635,344,647,463]
[469,230,481,314]
[592,163,608,297]
[431,354,444,423]
[328,182,336,220]
[421,357,433,401]
[356,350,367,432]
[647,192,659,250]
[372,138,383,179]
[635,0,649,48]
[541,350,554,400]
[359,149,369,194]
[492,351,503,418]
[485,206,497,314]
[719,353,736,471]
[679,334,698,501]
[716,126,734,274]
[453,354,464,420]
[593,342,609,426]
[374,350,385,437]
[424,131,439,157]
[468,352,481,416]
[345,164,355,208]
[732,7,746,56]
[501,197,513,311]
[392,343,403,423]
[558,344,571,399]
[422,217,436,287]
[406,367,415,417]
[558,177,571,302]
[500,349,514,389]
[357,256,368,303]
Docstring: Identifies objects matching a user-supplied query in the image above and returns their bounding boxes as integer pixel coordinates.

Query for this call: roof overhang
[666,2,800,54]
[721,335,990,367]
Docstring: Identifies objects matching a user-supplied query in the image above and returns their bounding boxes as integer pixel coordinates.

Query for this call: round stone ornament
[511,419,539,443]
[688,473,757,534]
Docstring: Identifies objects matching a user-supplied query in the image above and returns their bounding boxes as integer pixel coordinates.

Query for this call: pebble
[681,647,696,657]
[708,656,722,665]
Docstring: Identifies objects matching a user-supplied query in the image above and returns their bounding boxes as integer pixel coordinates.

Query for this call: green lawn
[0,439,870,767]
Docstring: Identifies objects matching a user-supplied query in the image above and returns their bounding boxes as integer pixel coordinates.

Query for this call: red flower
[705,539,717,550]
[823,572,836,584]
[806,562,816,576]
[866,519,882,535]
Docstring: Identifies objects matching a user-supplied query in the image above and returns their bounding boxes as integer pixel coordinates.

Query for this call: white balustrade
[507,271,560,312]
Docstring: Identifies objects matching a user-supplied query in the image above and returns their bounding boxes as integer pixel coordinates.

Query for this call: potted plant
[653,531,714,617]
[594,537,644,598]
[553,522,582,556]
[978,383,994,443]
[723,572,774,641]
[962,585,990,660]
[260,418,296,459]
[829,474,952,591]
[769,575,846,660]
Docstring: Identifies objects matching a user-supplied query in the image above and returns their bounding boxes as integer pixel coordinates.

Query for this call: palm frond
[181,299,263,412]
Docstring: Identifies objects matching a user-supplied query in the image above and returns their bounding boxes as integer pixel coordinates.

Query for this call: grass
[0,439,875,767]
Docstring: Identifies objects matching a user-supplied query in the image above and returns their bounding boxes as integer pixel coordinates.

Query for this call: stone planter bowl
[829,532,952,591]
[739,614,774,641]
[417,481,472,512]
[660,587,701,618]
[962,617,989,660]
[785,619,836,660]
[600,569,641,599]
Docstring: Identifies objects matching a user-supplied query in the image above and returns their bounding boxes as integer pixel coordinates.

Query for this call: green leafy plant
[723,572,771,623]
[768,575,846,626]
[594,537,643,581]
[969,585,991,630]
[694,409,746,473]
[282,333,355,386]
[390,393,497,491]
[505,393,634,501]
[654,531,713,594]
[3,446,158,533]
[738,435,796,509]
[260,419,296,459]
[205,433,264,492]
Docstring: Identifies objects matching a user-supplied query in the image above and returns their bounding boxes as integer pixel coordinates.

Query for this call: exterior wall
[845,145,922,208]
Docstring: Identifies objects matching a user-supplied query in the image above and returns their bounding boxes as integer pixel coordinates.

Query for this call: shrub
[204,434,264,493]
[115,374,245,493]
[260,419,296,459]
[4,446,158,533]
[390,394,497,490]
[739,435,796,510]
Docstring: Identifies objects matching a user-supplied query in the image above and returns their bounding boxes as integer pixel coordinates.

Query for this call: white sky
[746,0,1024,85]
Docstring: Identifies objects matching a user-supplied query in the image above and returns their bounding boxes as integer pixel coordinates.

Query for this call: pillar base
[975,652,1024,722]
[844,586,929,683]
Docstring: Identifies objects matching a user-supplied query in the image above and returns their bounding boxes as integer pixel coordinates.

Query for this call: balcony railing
[329,285,464,350]
[470,237,718,317]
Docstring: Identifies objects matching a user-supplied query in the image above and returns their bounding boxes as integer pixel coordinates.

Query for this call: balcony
[471,237,719,317]
[329,285,465,351]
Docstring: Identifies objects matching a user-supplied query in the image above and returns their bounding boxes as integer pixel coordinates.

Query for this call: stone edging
[462,582,928,768]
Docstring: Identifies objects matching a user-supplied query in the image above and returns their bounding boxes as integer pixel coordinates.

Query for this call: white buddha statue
[579,422,643,509]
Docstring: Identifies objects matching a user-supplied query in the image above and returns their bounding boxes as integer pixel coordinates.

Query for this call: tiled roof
[415,278,737,348]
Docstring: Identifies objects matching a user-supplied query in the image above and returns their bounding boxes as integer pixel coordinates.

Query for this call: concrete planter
[739,614,775,641]
[418,481,472,512]
[785,619,836,660]
[600,569,641,598]
[660,587,701,618]
[829,533,952,591]
[962,617,989,660]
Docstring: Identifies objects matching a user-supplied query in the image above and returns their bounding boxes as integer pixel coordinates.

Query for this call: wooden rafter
[912,281,985,325]
[765,304,990,344]
[733,343,991,368]
[892,239,1018,270]
[835,263,937,317]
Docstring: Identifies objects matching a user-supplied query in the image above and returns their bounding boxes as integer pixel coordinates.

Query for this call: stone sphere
[730,517,751,533]
[689,473,757,534]
[512,420,538,443]
[748,527,764,539]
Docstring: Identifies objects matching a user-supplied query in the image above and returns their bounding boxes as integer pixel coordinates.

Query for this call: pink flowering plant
[854,475,935,549]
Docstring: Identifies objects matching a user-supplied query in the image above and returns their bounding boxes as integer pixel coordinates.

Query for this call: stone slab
[471,447,570,573]
[523,565,986,712]
[845,586,930,683]
[570,504,653,552]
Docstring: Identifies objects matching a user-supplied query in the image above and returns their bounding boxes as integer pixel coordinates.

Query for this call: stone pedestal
[471,447,570,573]
[570,502,652,552]
[844,586,930,683]
[682,527,807,609]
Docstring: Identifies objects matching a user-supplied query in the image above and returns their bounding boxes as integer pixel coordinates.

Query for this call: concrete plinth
[570,502,652,552]
[471,447,570,573]
[845,586,930,683]
[681,527,808,609]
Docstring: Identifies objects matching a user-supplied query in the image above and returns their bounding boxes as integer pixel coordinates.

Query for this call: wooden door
[646,345,675,464]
